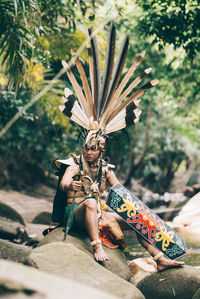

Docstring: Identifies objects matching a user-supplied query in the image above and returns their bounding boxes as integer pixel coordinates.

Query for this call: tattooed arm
[60,165,82,192]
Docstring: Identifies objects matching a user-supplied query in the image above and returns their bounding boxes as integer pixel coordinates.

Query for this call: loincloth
[63,201,126,249]
[63,197,95,235]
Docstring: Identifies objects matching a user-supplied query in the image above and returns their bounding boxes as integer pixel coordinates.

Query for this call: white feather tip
[64,88,73,98]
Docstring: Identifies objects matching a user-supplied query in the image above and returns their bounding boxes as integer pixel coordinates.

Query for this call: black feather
[102,35,129,113]
[88,27,101,119]
[125,102,139,126]
[63,95,76,117]
[126,101,137,113]
[141,80,157,90]
[99,22,116,117]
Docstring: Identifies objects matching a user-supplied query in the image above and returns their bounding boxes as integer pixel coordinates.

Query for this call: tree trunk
[124,101,152,187]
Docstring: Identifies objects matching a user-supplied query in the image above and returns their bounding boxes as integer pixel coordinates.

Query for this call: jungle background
[0,0,200,195]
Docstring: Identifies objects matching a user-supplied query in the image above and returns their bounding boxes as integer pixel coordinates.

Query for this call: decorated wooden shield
[107,183,186,260]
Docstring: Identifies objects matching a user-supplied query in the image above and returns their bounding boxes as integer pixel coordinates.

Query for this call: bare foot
[93,244,109,261]
[157,256,184,272]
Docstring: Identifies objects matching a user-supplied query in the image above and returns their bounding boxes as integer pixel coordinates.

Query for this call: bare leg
[107,212,184,271]
[74,198,109,261]
[136,233,184,271]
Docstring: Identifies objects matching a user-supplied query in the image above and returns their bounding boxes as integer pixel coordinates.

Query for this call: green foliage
[0,0,33,88]
[0,89,80,189]
[38,30,89,63]
[136,122,187,192]
[136,0,200,59]
[106,9,200,192]
[0,0,94,88]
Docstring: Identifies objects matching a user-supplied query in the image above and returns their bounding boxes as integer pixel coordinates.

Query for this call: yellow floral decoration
[155,224,175,251]
[117,193,140,218]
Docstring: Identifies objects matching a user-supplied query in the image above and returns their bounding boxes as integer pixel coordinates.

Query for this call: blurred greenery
[0,0,199,192]
[136,0,200,59]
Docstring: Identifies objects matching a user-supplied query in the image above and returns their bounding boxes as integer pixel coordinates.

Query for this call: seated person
[58,134,184,271]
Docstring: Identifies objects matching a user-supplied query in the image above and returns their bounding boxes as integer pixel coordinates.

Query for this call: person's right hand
[70,180,82,191]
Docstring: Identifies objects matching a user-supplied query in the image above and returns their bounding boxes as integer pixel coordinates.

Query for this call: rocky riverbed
[0,186,200,298]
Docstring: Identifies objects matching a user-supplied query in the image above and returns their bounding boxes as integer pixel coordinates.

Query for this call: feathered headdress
[59,23,159,150]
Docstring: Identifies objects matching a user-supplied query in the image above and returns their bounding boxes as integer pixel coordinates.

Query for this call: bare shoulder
[64,164,79,176]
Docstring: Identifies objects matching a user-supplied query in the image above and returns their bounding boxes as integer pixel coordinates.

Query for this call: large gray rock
[26,241,144,299]
[0,259,118,299]
[0,217,26,240]
[0,202,27,241]
[0,190,52,223]
[137,265,200,299]
[0,239,31,264]
[0,201,25,225]
[38,227,131,281]
[173,192,200,241]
